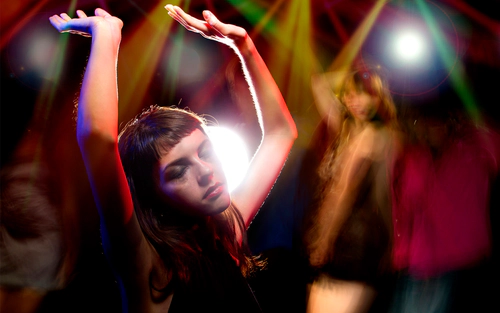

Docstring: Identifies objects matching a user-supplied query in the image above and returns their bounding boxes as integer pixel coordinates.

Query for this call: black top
[312,161,393,287]
[169,241,263,313]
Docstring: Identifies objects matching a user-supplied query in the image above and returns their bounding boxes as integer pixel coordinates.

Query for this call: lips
[350,107,367,117]
[203,182,224,200]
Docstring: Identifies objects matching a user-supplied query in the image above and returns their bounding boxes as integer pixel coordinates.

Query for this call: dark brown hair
[117,105,262,289]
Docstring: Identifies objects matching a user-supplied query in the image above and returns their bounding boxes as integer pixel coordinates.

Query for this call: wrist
[92,18,122,43]
[92,24,122,48]
[234,33,256,58]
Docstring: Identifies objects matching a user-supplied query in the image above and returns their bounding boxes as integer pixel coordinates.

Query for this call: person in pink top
[389,102,500,313]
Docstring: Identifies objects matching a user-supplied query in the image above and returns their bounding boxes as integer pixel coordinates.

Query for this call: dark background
[2,0,500,167]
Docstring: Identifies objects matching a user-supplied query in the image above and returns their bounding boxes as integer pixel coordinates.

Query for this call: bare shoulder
[360,124,394,160]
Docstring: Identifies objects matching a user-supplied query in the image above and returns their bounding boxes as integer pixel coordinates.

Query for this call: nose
[197,160,214,185]
[344,95,356,107]
[347,96,358,105]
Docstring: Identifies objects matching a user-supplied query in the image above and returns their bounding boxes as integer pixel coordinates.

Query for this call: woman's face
[155,129,230,216]
[343,89,380,122]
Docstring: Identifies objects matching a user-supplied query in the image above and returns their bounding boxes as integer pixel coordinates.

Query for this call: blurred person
[303,65,399,313]
[0,82,83,313]
[0,133,63,313]
[389,102,500,313]
[48,4,296,313]
[0,90,120,313]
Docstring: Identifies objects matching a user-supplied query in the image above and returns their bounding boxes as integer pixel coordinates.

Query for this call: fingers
[51,8,105,23]
[49,14,67,32]
[168,6,247,41]
[60,13,71,21]
[202,10,217,27]
[165,5,210,34]
[49,15,64,24]
[202,10,224,38]
[76,10,87,18]
[165,4,175,13]
[48,10,93,36]
[95,8,111,17]
[164,5,248,46]
[167,10,192,31]
[201,9,247,40]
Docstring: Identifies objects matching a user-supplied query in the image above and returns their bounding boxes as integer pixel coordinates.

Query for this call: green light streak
[165,30,184,104]
[330,0,387,73]
[416,0,481,123]
[37,0,78,122]
[24,0,78,212]
[226,0,278,36]
[281,0,315,108]
[119,1,180,118]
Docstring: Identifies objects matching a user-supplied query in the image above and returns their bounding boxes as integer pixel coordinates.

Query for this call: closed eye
[165,165,189,181]
[199,140,216,161]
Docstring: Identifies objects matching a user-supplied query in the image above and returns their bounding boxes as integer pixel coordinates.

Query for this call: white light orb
[394,30,426,62]
[206,126,249,192]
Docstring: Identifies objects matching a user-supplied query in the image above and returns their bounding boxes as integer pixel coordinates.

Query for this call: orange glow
[118,1,181,120]
[327,0,388,91]
[0,0,50,50]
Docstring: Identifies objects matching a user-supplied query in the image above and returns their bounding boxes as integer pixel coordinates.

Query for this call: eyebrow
[161,139,211,173]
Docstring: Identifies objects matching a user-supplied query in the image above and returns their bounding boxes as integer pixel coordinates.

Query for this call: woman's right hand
[165,5,248,50]
[49,8,123,44]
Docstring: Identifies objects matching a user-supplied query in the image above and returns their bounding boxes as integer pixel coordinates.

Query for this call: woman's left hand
[165,4,248,49]
[49,8,123,40]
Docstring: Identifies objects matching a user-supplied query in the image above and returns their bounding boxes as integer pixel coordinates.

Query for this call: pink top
[391,127,500,278]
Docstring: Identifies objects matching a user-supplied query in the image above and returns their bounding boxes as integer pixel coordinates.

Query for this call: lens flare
[207,126,249,192]
[394,30,426,62]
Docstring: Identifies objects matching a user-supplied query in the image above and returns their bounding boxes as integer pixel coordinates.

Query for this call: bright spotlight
[176,46,203,83]
[393,30,427,63]
[7,26,60,89]
[28,34,58,78]
[206,126,249,192]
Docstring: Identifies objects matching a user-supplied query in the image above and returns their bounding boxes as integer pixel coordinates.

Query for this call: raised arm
[49,9,151,275]
[311,71,346,138]
[165,5,297,228]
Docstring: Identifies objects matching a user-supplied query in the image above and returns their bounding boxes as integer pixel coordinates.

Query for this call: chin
[204,195,231,216]
[215,197,231,215]
[215,205,230,215]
